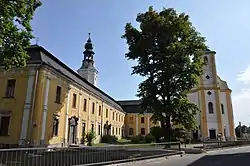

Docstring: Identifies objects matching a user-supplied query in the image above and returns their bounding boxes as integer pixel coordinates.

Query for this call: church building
[0,34,236,147]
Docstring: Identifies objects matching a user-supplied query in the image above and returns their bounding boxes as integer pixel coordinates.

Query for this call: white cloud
[232,66,250,127]
[236,66,250,84]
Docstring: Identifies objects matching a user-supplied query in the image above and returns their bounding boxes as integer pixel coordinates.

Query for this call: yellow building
[0,34,236,147]
[118,100,160,137]
[0,35,125,147]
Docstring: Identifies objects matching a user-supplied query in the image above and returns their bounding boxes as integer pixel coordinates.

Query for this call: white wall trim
[40,77,51,142]
[19,70,35,145]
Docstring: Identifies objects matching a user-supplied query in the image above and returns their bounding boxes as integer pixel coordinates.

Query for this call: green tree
[122,7,207,141]
[0,0,42,70]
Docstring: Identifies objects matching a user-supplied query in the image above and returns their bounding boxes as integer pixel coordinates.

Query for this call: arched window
[204,56,208,64]
[208,102,214,114]
[221,104,224,114]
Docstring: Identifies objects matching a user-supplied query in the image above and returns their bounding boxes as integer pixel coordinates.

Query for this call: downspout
[101,100,104,137]
[28,63,43,145]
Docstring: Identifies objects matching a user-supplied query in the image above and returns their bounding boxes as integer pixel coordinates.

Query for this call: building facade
[0,36,125,147]
[118,100,160,137]
[119,50,236,141]
[0,35,236,147]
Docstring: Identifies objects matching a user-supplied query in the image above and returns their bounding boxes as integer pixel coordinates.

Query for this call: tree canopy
[0,0,42,70]
[122,7,207,136]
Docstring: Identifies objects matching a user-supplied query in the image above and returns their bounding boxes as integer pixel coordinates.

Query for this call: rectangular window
[83,99,87,112]
[116,113,118,121]
[119,115,120,122]
[112,112,115,120]
[91,124,94,132]
[98,125,101,135]
[99,106,102,116]
[52,118,59,136]
[116,127,117,135]
[72,93,77,108]
[0,116,10,136]
[119,128,121,135]
[221,104,225,114]
[129,128,133,136]
[141,117,145,124]
[92,102,95,114]
[112,127,114,135]
[82,122,86,135]
[55,86,61,103]
[5,79,16,97]
[141,128,145,135]
[106,109,108,118]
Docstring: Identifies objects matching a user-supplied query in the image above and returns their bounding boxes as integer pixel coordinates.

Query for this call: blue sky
[31,0,250,126]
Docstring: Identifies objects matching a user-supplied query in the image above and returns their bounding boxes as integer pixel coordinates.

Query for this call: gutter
[28,62,43,145]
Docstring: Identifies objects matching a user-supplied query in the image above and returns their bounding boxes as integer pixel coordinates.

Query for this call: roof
[118,100,153,113]
[26,45,124,113]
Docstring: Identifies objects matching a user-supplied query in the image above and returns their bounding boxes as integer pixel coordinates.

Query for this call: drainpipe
[28,63,43,145]
[101,100,104,137]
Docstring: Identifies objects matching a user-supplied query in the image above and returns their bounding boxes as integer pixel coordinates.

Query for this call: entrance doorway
[209,129,216,139]
[68,116,78,144]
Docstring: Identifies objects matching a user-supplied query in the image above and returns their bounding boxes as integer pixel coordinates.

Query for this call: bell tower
[77,33,98,86]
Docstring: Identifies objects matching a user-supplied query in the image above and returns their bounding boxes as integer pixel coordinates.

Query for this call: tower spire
[77,33,98,86]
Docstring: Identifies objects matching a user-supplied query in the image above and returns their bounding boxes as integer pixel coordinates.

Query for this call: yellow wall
[0,68,31,145]
[0,66,125,146]
[124,113,159,137]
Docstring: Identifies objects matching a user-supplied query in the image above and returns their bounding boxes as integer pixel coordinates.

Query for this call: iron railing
[203,140,250,150]
[0,142,181,166]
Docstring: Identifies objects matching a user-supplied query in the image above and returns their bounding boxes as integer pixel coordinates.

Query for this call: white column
[136,115,138,135]
[77,94,82,143]
[147,116,150,135]
[64,88,71,145]
[40,76,51,143]
[19,69,35,145]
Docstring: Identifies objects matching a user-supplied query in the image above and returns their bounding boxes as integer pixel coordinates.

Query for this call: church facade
[119,50,236,141]
[0,35,236,147]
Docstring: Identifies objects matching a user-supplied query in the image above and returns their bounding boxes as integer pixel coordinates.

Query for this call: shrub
[101,135,118,143]
[145,134,155,143]
[86,131,96,146]
[138,134,145,142]
[150,126,164,142]
[131,136,141,144]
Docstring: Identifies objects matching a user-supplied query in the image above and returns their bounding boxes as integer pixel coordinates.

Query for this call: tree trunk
[164,116,172,142]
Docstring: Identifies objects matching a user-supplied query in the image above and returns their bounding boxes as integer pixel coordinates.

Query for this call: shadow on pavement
[188,152,250,166]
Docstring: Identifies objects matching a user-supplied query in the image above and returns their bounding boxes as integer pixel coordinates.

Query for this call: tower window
[204,56,208,64]
[221,104,224,114]
[208,102,214,114]
[207,91,212,95]
[5,79,16,98]
[206,75,210,79]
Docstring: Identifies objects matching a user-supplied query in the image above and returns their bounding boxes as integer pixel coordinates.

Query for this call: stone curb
[75,151,184,166]
[204,145,250,153]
